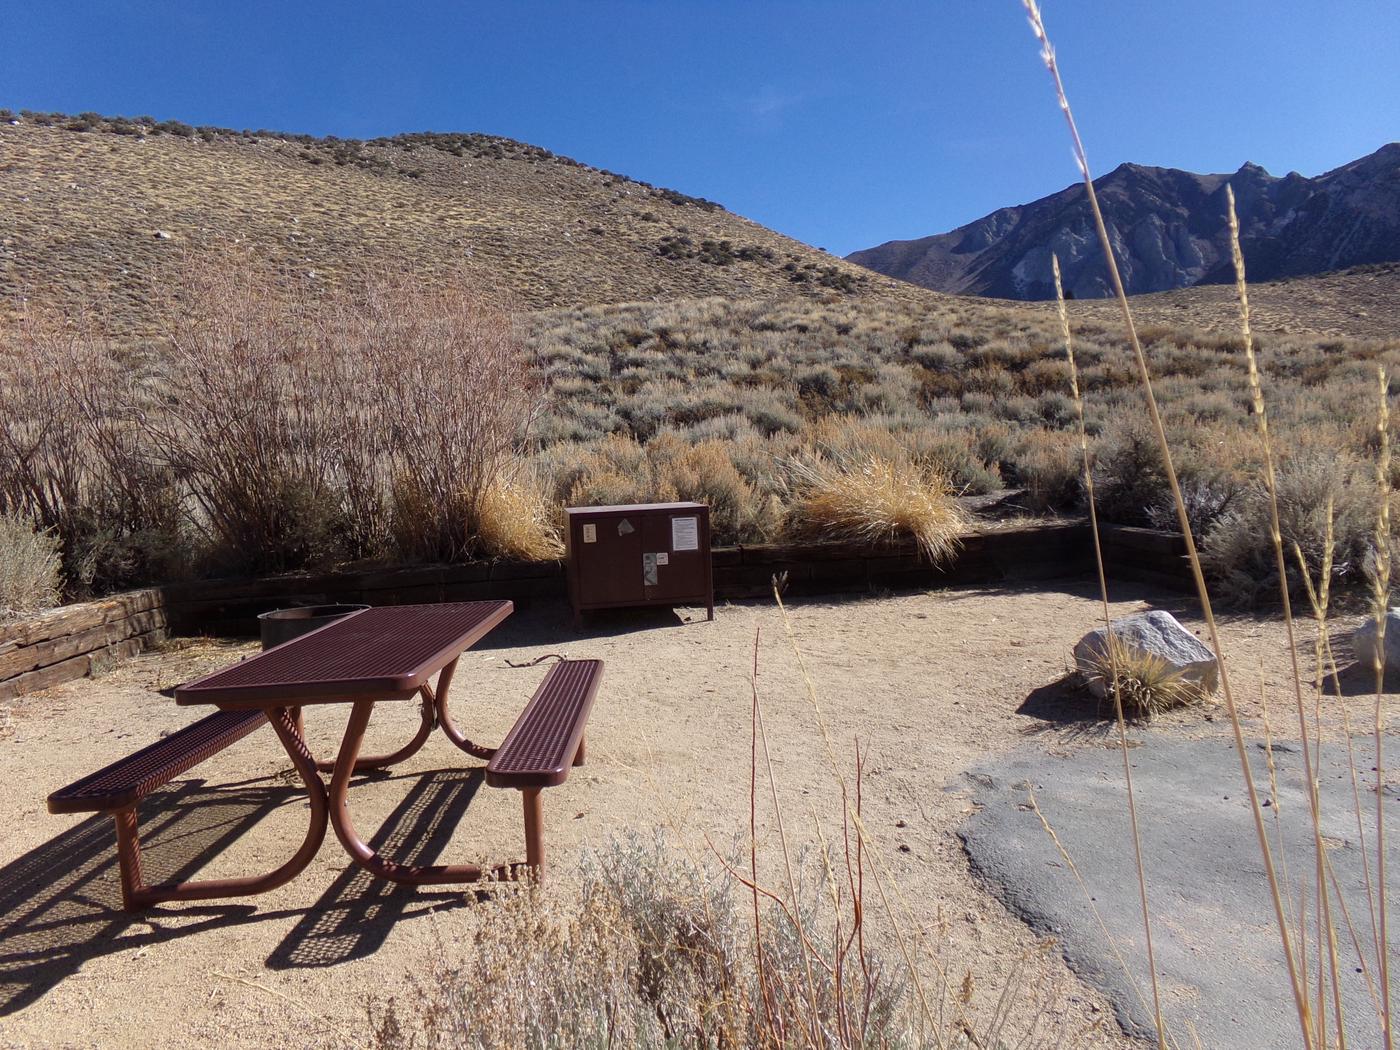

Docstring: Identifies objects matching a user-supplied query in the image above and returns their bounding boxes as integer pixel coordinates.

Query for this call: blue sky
[5,2,1397,256]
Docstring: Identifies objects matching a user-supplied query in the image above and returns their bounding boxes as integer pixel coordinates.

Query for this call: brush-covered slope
[1053,262,1400,343]
[0,113,909,332]
[849,144,1400,301]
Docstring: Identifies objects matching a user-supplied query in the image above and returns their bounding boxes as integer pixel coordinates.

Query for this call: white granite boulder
[1351,608,1400,673]
[1073,610,1219,699]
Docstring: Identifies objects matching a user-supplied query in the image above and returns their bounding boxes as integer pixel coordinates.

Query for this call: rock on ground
[1351,608,1400,672]
[1072,609,1218,698]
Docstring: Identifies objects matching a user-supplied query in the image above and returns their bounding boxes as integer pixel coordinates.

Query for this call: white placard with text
[670,516,699,551]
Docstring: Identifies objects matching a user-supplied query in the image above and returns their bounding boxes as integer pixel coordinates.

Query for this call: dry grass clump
[1076,636,1208,721]
[369,832,1057,1050]
[784,455,968,562]
[546,432,784,545]
[474,471,565,561]
[0,513,62,619]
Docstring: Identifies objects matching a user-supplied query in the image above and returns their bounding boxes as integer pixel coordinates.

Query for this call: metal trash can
[258,604,369,650]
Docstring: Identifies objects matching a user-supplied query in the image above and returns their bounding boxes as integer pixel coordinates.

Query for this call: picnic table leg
[522,788,544,873]
[114,706,329,910]
[428,659,497,760]
[312,688,435,773]
[329,698,522,885]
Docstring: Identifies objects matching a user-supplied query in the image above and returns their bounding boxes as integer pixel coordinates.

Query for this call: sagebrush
[0,512,62,619]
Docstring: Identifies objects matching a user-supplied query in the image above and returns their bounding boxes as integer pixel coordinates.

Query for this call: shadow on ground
[0,768,492,1014]
[1016,675,1116,742]
[494,575,1194,653]
[482,600,699,651]
[266,768,487,970]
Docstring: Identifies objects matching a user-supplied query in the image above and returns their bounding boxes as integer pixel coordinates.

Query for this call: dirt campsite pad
[0,582,1394,1048]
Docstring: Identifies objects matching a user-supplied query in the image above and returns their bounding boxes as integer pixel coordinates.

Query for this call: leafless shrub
[347,274,542,562]
[149,262,365,572]
[146,259,541,571]
[0,308,182,594]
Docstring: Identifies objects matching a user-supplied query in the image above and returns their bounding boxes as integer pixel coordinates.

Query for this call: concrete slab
[961,732,1400,1048]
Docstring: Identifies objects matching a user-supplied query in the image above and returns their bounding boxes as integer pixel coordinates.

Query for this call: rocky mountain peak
[848,145,1400,300]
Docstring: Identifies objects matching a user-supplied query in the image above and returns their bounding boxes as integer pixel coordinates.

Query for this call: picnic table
[48,601,603,911]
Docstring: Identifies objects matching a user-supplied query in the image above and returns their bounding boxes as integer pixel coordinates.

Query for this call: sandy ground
[0,579,1393,1049]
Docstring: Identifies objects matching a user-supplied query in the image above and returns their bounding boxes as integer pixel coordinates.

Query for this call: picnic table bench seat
[486,658,603,873]
[47,710,268,815]
[46,706,325,912]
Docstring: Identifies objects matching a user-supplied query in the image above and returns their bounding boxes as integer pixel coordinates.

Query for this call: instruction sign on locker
[564,502,714,626]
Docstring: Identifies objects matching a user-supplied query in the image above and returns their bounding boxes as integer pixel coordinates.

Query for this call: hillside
[848,144,1400,301]
[1055,262,1400,343]
[5,114,1395,346]
[0,113,915,334]
[1,111,1397,608]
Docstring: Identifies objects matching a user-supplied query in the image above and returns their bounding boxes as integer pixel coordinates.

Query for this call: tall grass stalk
[1295,526,1393,1030]
[749,624,824,1041]
[1020,2,1315,1042]
[749,627,770,1032]
[1024,789,1167,1038]
[1372,366,1394,1047]
[1053,253,1168,1049]
[1227,186,1349,1046]
[769,584,943,1038]
[710,617,998,1047]
[768,585,1057,1047]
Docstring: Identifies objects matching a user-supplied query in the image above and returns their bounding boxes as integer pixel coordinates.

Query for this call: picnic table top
[175,601,513,708]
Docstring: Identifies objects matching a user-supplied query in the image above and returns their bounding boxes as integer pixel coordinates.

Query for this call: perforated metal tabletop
[175,601,513,707]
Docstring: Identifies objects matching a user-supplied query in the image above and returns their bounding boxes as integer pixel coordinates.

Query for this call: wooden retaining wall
[1097,524,1195,591]
[0,520,1193,702]
[711,523,1094,599]
[0,591,169,703]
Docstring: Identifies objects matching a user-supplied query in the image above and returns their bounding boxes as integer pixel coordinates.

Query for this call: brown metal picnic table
[175,600,518,887]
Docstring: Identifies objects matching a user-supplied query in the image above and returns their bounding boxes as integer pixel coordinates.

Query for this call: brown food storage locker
[565,502,714,626]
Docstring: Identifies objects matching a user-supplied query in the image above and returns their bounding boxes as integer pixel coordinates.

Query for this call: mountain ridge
[0,111,918,336]
[848,144,1400,300]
